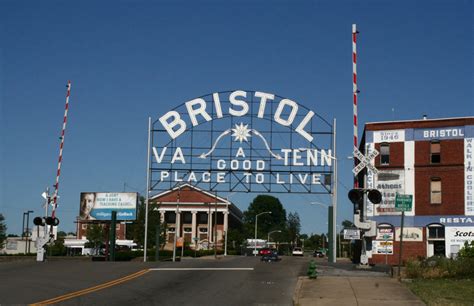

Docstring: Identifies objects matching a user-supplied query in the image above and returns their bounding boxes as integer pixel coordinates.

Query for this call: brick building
[150,184,243,250]
[357,117,474,265]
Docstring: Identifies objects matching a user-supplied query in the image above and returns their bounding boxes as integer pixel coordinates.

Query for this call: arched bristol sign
[147,90,335,194]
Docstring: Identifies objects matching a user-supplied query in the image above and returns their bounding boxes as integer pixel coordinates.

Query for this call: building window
[430,178,442,204]
[183,212,192,223]
[82,224,87,230]
[167,227,175,233]
[199,227,208,233]
[165,213,176,224]
[198,213,208,224]
[183,227,192,233]
[428,225,445,239]
[430,141,441,164]
[380,143,390,165]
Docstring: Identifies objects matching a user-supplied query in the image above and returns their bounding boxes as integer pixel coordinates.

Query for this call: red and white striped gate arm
[51,81,71,218]
[352,24,359,188]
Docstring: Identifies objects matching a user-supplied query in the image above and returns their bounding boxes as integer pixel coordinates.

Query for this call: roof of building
[364,116,474,131]
[150,183,244,219]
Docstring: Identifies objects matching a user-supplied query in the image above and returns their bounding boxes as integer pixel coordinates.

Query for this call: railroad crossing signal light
[45,217,60,226]
[367,189,382,204]
[348,189,382,210]
[33,217,45,226]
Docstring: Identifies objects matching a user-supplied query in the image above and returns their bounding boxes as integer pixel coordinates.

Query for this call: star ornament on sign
[232,123,251,143]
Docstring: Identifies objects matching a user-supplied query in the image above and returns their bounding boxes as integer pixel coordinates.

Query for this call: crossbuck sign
[352,148,379,175]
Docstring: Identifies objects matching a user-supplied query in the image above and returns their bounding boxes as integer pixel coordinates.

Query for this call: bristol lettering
[149,90,335,193]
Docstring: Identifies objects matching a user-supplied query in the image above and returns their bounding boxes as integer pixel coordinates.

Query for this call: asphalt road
[0,255,311,305]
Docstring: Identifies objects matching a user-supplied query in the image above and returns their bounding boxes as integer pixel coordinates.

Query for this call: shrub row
[405,256,474,279]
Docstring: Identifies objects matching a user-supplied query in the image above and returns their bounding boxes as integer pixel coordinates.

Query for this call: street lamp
[254,211,271,256]
[267,230,281,244]
[310,201,337,263]
[23,210,34,254]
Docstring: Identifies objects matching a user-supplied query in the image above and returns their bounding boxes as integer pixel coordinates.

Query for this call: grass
[405,279,474,306]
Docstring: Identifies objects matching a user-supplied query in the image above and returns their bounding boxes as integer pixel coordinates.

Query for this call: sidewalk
[294,276,425,306]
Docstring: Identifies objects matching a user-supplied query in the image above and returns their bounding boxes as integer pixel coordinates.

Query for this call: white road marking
[149,268,254,271]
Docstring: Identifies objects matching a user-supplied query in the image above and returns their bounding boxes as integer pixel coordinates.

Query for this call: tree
[126,196,166,249]
[0,214,6,249]
[287,212,301,246]
[85,224,106,255]
[242,195,287,240]
[57,231,67,238]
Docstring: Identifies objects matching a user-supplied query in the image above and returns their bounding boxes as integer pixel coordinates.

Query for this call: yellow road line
[30,268,150,305]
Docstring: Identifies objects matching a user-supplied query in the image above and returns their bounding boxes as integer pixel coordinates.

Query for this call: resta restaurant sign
[150,90,334,193]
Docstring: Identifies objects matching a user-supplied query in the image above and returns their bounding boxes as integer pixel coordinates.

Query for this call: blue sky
[1,0,472,236]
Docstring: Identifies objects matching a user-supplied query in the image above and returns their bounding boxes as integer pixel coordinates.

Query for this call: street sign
[343,229,360,240]
[352,148,379,175]
[395,194,413,211]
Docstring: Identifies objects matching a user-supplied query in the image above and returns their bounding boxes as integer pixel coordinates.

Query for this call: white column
[208,211,213,242]
[191,211,197,247]
[223,211,229,233]
[160,211,165,223]
[176,211,181,238]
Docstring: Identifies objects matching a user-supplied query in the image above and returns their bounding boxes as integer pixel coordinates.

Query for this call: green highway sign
[395,194,413,212]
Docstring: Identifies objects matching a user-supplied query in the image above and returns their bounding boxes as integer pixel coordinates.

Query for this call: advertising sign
[343,229,360,240]
[465,138,474,215]
[150,90,334,194]
[374,170,407,215]
[395,227,423,242]
[79,192,137,221]
[445,227,474,258]
[376,227,394,240]
[373,240,393,255]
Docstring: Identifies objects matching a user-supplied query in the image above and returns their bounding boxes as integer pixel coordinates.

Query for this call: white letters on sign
[159,90,314,141]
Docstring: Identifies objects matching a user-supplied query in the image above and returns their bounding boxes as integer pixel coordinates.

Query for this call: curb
[292,276,306,306]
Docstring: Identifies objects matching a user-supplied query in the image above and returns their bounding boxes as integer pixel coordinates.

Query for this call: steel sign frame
[148,90,334,195]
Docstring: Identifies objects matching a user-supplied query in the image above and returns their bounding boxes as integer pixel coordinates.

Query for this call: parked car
[292,247,304,256]
[313,250,325,258]
[258,248,273,256]
[261,250,280,262]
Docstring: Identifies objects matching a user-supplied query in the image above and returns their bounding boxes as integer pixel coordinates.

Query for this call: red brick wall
[414,139,464,216]
[374,142,405,168]
[415,139,464,166]
[370,229,427,265]
[78,222,126,240]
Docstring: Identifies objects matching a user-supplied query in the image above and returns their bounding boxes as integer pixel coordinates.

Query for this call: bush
[458,241,474,258]
[405,256,474,279]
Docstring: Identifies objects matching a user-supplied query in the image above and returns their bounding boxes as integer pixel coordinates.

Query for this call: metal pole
[332,118,337,263]
[398,211,405,278]
[352,24,359,189]
[51,81,72,221]
[109,211,117,261]
[254,215,258,256]
[26,212,31,253]
[214,192,218,259]
[144,117,152,262]
[172,185,181,262]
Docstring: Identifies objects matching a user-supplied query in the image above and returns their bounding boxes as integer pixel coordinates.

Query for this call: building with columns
[150,184,243,250]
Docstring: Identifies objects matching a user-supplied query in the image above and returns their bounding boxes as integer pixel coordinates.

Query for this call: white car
[292,247,304,256]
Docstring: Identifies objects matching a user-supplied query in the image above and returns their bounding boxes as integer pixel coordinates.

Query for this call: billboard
[79,192,137,221]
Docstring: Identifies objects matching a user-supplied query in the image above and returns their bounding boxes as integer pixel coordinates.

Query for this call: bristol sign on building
[148,90,335,194]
